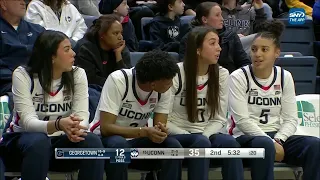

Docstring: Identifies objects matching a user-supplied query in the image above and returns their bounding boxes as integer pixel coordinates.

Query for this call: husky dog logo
[297,101,320,128]
[167,26,179,39]
[131,149,139,158]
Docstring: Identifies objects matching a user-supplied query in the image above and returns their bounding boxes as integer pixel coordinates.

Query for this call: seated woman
[168,27,244,180]
[228,20,320,180]
[0,30,104,180]
[25,0,87,46]
[74,14,131,87]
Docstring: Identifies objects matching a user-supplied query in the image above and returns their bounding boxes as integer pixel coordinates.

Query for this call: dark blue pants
[236,134,275,180]
[269,133,320,180]
[170,134,211,180]
[101,135,182,180]
[210,134,244,180]
[0,132,104,180]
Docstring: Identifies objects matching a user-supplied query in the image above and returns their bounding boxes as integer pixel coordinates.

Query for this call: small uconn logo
[289,8,305,25]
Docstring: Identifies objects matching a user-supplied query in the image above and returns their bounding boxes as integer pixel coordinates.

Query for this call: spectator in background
[313,0,320,22]
[74,15,131,87]
[0,0,45,96]
[148,0,190,53]
[180,2,250,73]
[99,0,139,52]
[69,0,101,16]
[25,0,87,46]
[285,0,313,17]
[220,0,267,37]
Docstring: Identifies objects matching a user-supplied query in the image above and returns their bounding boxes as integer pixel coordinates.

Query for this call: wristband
[274,138,283,146]
[56,116,63,131]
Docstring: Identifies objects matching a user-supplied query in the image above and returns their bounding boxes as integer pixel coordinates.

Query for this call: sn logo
[289,8,306,25]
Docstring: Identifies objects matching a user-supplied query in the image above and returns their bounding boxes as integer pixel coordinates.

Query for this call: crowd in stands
[0,0,319,180]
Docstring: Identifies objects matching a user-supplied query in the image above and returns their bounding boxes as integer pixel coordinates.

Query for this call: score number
[189,149,200,157]
[116,149,125,156]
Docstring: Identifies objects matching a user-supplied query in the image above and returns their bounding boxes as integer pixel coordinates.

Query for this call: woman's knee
[252,136,275,153]
[101,135,129,148]
[163,137,183,148]
[210,134,240,148]
[81,132,104,148]
[190,134,211,148]
[22,133,51,155]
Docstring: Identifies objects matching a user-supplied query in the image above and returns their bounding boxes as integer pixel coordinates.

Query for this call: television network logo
[289,8,306,25]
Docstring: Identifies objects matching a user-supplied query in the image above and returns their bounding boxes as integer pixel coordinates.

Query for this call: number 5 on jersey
[259,109,270,124]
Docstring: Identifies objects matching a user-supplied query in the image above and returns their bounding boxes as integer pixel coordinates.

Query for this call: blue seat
[280,52,303,57]
[141,17,153,40]
[130,52,179,66]
[82,15,98,28]
[278,19,315,55]
[181,15,194,26]
[275,56,318,95]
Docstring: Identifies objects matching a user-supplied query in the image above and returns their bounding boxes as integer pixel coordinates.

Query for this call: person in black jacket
[74,14,131,87]
[148,0,191,52]
[99,0,139,52]
[179,2,250,73]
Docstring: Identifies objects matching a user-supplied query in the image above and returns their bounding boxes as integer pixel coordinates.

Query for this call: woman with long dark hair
[0,30,104,180]
[74,14,131,87]
[167,27,244,180]
[179,2,250,73]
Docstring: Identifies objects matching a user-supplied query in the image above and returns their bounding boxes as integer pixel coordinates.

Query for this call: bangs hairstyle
[184,27,220,123]
[191,2,220,27]
[27,30,76,100]
[253,19,285,48]
[85,14,121,42]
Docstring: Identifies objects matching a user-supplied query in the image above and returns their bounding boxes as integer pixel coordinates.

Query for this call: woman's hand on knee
[274,142,284,162]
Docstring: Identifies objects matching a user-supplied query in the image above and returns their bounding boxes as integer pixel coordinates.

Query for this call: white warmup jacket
[25,0,87,41]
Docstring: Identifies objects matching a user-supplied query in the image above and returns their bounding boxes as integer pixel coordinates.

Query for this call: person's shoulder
[13,66,31,79]
[73,66,86,77]
[230,65,249,78]
[275,66,293,80]
[75,37,98,52]
[110,68,133,81]
[65,1,80,12]
[27,0,46,8]
[21,19,45,31]
[219,66,230,78]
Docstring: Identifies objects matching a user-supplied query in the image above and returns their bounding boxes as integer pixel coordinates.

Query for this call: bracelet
[55,119,59,131]
[274,138,283,146]
[56,117,63,131]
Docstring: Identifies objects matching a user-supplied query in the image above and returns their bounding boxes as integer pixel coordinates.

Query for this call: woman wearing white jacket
[25,0,87,45]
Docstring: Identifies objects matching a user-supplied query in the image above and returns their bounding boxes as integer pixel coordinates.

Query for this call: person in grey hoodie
[220,0,267,36]
[69,0,100,16]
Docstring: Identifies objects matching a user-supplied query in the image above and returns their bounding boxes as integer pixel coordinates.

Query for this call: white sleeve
[25,2,45,27]
[12,67,48,133]
[229,71,271,138]
[274,71,298,141]
[153,89,171,114]
[167,80,191,135]
[98,72,125,116]
[203,68,228,138]
[70,4,87,41]
[72,68,89,128]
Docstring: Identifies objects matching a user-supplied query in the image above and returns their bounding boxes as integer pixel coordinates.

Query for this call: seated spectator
[127,0,155,40]
[148,0,190,53]
[25,0,87,46]
[221,0,267,37]
[0,0,45,96]
[99,0,139,52]
[0,30,104,180]
[313,0,320,22]
[285,0,313,17]
[69,0,100,16]
[74,15,131,87]
[180,2,250,73]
